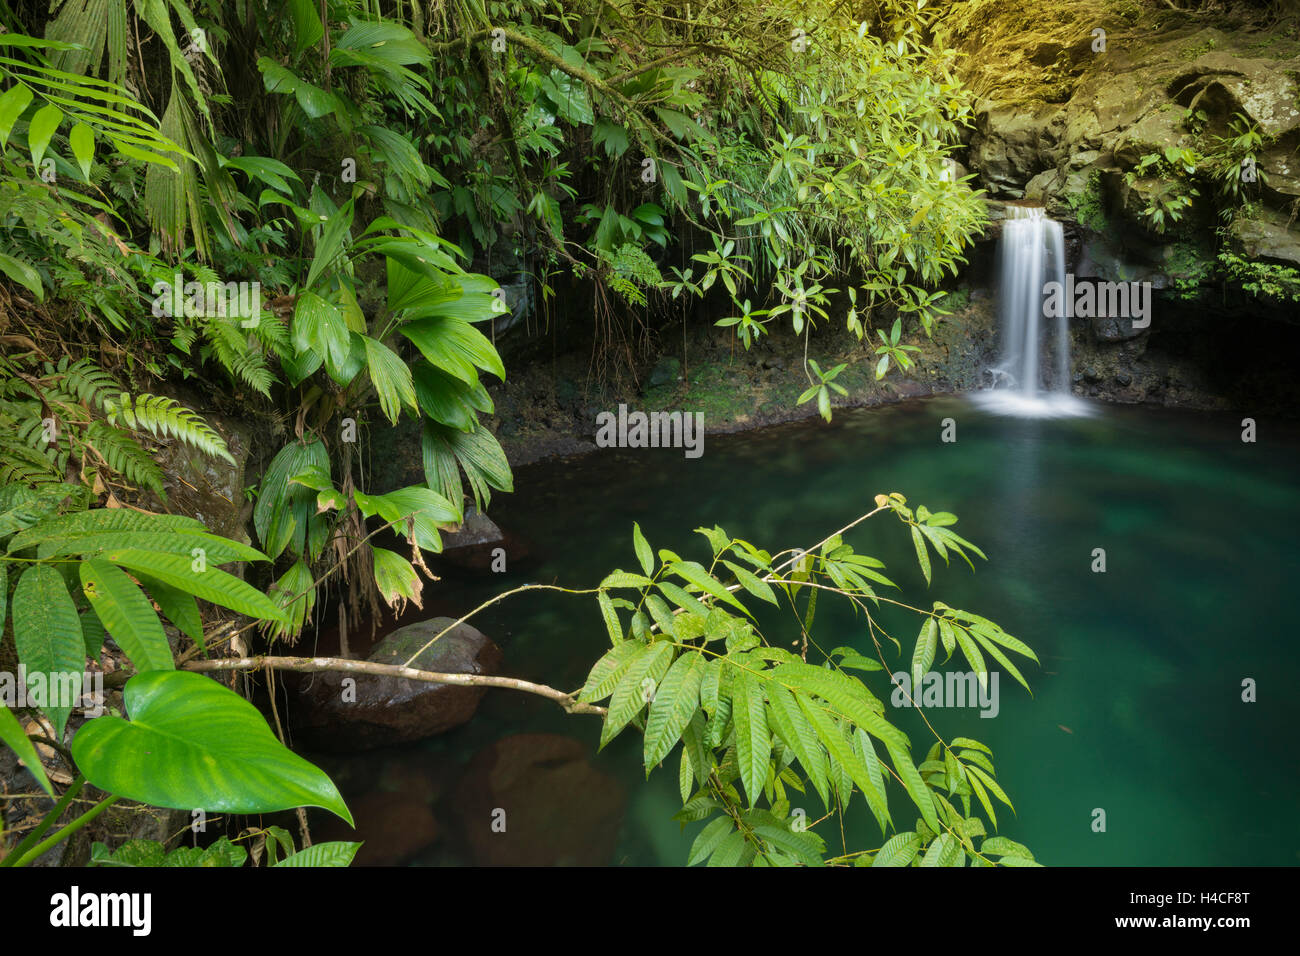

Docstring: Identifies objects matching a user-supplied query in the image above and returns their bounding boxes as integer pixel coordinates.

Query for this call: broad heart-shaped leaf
[11,564,84,736]
[72,671,352,824]
[0,704,54,796]
[80,559,174,673]
[274,841,361,867]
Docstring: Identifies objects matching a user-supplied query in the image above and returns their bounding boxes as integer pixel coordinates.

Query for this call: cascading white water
[975,206,1088,417]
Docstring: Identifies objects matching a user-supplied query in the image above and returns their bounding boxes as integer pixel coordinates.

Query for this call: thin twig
[183,655,607,716]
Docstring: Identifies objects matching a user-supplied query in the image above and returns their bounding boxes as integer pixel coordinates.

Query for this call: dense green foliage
[581,496,1038,866]
[0,0,1033,867]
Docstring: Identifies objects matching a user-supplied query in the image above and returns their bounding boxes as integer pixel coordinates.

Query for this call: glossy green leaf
[671,560,749,613]
[722,559,777,605]
[27,102,62,168]
[688,816,734,866]
[596,591,622,646]
[911,525,931,585]
[292,291,351,378]
[0,704,53,797]
[0,253,42,301]
[644,651,705,770]
[921,832,962,867]
[732,666,771,807]
[0,83,34,150]
[71,671,352,822]
[632,522,654,577]
[766,680,829,807]
[80,559,173,672]
[274,841,361,867]
[579,638,642,703]
[11,564,83,735]
[912,617,937,692]
[363,336,417,424]
[873,832,920,866]
[102,549,286,623]
[68,121,93,179]
[371,548,420,607]
[886,738,941,834]
[600,640,674,748]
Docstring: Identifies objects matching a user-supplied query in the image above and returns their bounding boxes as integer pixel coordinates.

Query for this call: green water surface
[329,397,1300,866]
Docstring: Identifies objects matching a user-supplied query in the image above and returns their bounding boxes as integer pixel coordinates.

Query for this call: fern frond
[84,421,165,494]
[599,243,662,308]
[104,393,234,464]
[250,309,291,359]
[203,316,275,396]
[48,358,124,414]
[0,433,62,485]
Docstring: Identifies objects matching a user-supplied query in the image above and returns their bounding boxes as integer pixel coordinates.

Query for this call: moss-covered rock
[954,0,1299,294]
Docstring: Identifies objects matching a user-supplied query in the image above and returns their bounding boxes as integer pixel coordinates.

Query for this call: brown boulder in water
[291,617,503,752]
[448,733,626,866]
[436,507,530,572]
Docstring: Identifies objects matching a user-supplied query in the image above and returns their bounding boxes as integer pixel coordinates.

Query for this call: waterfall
[975,206,1088,417]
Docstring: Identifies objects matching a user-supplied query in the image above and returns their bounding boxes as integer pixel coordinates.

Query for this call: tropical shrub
[577,494,1039,866]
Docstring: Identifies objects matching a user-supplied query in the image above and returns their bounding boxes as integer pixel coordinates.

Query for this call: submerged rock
[318,789,439,866]
[446,733,626,866]
[437,506,529,572]
[292,617,503,752]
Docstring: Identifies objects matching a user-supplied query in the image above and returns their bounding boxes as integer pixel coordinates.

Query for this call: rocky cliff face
[948,0,1300,290]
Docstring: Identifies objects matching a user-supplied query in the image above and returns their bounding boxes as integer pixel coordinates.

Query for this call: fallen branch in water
[182,656,607,716]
